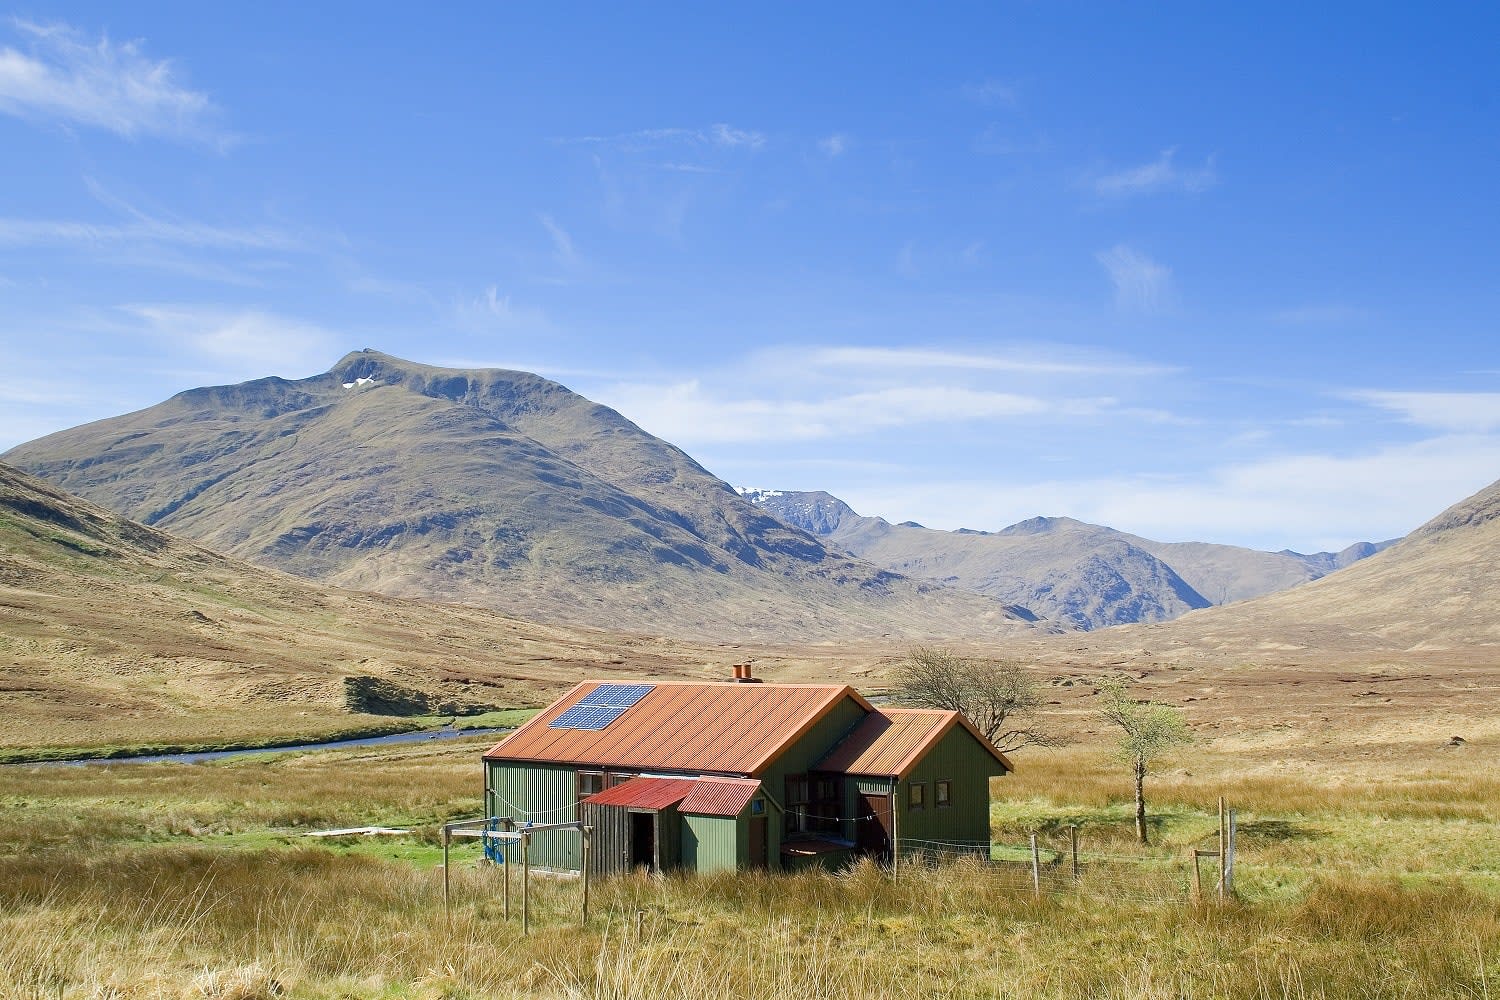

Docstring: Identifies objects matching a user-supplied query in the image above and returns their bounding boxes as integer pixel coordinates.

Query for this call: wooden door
[857,793,892,859]
[747,815,767,868]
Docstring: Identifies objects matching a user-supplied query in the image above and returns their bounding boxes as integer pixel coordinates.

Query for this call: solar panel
[548,683,655,730]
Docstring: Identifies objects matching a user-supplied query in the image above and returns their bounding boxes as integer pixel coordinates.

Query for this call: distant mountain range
[1053,473,1500,664]
[740,489,1394,631]
[2,351,1041,642]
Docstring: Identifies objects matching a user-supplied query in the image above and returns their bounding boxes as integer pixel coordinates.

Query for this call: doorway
[629,810,656,870]
[857,793,893,860]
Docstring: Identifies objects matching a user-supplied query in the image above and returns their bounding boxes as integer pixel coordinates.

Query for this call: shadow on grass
[1235,818,1319,842]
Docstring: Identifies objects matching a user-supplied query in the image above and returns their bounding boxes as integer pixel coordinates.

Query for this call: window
[785,775,811,835]
[576,771,605,818]
[908,781,926,810]
[750,798,765,816]
[811,776,840,835]
[935,780,952,808]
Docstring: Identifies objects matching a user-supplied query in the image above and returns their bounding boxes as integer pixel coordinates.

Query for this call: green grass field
[1,736,1496,999]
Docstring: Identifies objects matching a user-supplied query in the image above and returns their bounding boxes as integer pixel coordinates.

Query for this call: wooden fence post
[1069,824,1080,881]
[1217,796,1227,904]
[442,825,451,923]
[1029,833,1041,899]
[581,825,592,927]
[891,788,899,883]
[1225,809,1236,899]
[522,830,531,936]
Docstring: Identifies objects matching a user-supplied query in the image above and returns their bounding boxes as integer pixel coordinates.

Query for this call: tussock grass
[1,737,1496,998]
[3,847,1496,999]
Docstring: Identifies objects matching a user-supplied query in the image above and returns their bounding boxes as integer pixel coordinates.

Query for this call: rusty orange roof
[580,775,762,816]
[582,776,696,811]
[484,681,873,776]
[814,708,1012,778]
[679,777,760,817]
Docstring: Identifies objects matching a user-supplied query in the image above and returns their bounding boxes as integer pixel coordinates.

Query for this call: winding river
[30,725,511,766]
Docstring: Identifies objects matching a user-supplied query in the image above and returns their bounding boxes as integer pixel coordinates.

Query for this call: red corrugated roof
[582,776,696,811]
[679,777,760,817]
[484,681,873,776]
[814,708,1012,778]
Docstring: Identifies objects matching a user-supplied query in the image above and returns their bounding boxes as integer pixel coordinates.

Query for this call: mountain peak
[739,489,860,536]
[998,515,1090,536]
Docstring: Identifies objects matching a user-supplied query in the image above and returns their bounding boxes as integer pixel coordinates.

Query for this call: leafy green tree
[1096,676,1193,845]
[893,646,1057,754]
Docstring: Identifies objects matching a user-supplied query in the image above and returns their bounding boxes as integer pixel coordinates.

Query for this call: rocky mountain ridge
[3,352,1043,642]
[741,489,1393,630]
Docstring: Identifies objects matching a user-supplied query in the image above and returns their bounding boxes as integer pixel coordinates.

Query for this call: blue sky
[2,4,1497,552]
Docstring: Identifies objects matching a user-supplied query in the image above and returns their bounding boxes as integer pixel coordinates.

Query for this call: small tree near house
[1096,675,1193,845]
[892,646,1058,754]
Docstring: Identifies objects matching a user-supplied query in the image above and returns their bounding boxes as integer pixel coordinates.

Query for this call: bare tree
[1096,675,1192,845]
[892,646,1057,754]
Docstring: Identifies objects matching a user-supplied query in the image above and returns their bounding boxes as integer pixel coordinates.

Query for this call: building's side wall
[893,731,1005,848]
[485,760,582,871]
[681,814,742,872]
[580,801,631,877]
[759,698,868,869]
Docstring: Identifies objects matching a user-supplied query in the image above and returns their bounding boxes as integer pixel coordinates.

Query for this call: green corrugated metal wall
[485,761,582,870]
[757,697,867,869]
[681,813,741,872]
[892,728,1006,846]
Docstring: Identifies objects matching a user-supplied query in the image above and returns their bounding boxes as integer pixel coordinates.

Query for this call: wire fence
[898,836,1206,906]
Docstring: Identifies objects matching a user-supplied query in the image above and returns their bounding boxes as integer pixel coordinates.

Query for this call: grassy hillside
[0,462,869,760]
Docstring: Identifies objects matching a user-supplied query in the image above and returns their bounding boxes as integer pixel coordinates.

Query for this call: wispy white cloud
[1097,244,1174,314]
[0,18,230,146]
[707,122,765,150]
[452,286,552,334]
[0,215,300,252]
[804,346,1173,378]
[1092,148,1216,198]
[557,122,766,153]
[122,304,341,375]
[960,78,1019,108]
[538,213,579,268]
[818,133,849,157]
[973,124,1049,156]
[849,433,1500,551]
[1352,390,1500,433]
[0,177,306,255]
[1272,303,1373,325]
[596,380,1054,444]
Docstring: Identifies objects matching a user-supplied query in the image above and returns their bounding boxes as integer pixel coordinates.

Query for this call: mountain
[1014,475,1500,680]
[3,352,1041,642]
[742,490,1391,630]
[1130,475,1500,655]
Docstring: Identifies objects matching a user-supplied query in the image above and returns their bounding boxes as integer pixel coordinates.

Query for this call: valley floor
[2,730,1496,999]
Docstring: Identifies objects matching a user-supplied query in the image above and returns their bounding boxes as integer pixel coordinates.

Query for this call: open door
[747,815,768,868]
[629,810,656,870]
